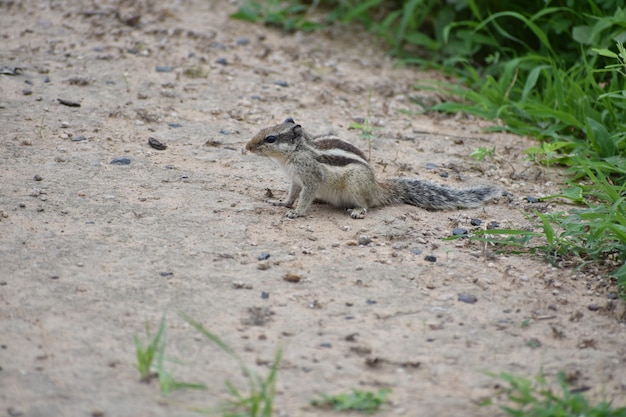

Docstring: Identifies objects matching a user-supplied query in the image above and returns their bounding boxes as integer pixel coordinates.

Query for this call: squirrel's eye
[264,135,277,143]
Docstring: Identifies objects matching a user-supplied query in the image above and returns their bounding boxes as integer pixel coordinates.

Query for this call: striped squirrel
[245,118,501,219]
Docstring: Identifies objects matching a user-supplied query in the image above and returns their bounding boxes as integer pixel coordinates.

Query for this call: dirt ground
[1,1,625,416]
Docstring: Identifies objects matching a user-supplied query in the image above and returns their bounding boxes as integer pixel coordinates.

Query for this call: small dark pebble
[274,80,289,87]
[57,98,81,107]
[425,162,438,170]
[215,57,228,65]
[148,137,167,150]
[470,218,482,226]
[155,65,174,73]
[50,275,59,280]
[439,171,449,178]
[110,157,131,165]
[159,272,174,277]
[71,135,86,142]
[487,221,500,230]
[319,342,332,348]
[22,89,32,95]
[410,248,422,255]
[366,299,377,305]
[236,38,250,45]
[168,123,182,128]
[261,291,269,299]
[251,95,261,100]
[588,303,600,311]
[607,292,618,300]
[24,79,33,85]
[19,203,26,208]
[44,76,50,83]
[33,174,43,181]
[7,407,23,417]
[452,227,468,236]
[219,129,230,135]
[458,293,478,304]
[424,255,437,262]
[525,195,539,203]
[258,252,270,261]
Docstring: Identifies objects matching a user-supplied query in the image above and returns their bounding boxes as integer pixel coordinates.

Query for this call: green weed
[470,146,496,161]
[231,0,323,32]
[179,312,283,417]
[134,316,166,383]
[312,388,390,414]
[488,372,626,417]
[134,316,206,394]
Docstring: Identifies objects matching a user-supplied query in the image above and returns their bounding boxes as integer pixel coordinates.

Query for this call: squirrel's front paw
[348,208,367,219]
[286,210,301,219]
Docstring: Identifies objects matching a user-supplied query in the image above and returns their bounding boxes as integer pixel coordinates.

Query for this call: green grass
[179,312,283,417]
[134,316,206,393]
[311,388,390,414]
[488,372,626,417]
[134,316,166,383]
[231,0,626,298]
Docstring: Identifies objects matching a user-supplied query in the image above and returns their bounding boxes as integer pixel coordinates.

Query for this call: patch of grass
[311,388,390,414]
[470,146,496,161]
[231,0,323,32]
[179,312,283,417]
[243,1,626,294]
[134,316,206,394]
[134,316,166,383]
[487,372,626,417]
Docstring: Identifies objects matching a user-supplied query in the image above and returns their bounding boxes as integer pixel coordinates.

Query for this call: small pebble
[22,89,32,95]
[215,57,228,65]
[458,293,478,304]
[425,162,438,170]
[439,171,449,178]
[110,157,131,165]
[168,123,182,128]
[148,137,167,150]
[424,255,437,262]
[258,252,270,261]
[256,260,271,271]
[470,218,482,226]
[366,299,377,305]
[274,80,289,87]
[607,292,618,300]
[357,235,372,245]
[159,272,174,277]
[319,342,332,348]
[18,202,26,208]
[71,135,86,142]
[219,129,230,135]
[283,273,301,283]
[155,65,174,73]
[261,291,269,299]
[33,174,43,181]
[7,407,23,417]
[588,303,600,311]
[487,221,500,230]
[525,195,539,203]
[57,98,81,107]
[410,248,422,255]
[452,227,468,236]
[251,95,261,100]
[236,38,250,45]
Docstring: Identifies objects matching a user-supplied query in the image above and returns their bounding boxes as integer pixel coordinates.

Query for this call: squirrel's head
[245,117,305,159]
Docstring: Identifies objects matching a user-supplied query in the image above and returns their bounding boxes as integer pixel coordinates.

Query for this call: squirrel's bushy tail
[383,178,501,210]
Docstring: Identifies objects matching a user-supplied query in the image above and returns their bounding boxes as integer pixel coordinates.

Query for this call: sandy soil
[1,1,625,416]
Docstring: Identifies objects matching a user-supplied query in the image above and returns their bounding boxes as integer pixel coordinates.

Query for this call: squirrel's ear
[291,124,302,143]
[284,117,295,124]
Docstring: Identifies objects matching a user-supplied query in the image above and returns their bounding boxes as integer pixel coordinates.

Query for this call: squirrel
[245,118,502,219]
